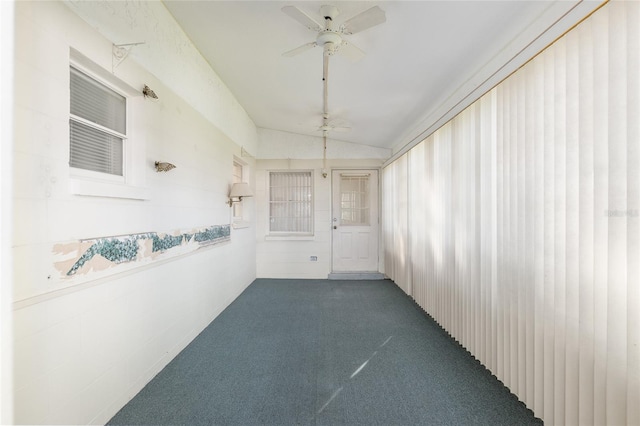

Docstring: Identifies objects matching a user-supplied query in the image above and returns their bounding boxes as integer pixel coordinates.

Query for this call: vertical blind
[69,67,126,176]
[382,2,639,425]
[269,171,313,233]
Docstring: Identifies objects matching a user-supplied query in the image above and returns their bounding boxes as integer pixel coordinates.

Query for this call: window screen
[269,171,312,233]
[69,66,126,176]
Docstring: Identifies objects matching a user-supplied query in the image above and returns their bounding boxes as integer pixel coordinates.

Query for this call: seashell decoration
[155,161,176,172]
[143,84,158,99]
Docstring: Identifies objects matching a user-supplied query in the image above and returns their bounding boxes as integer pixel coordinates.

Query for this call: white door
[331,170,379,272]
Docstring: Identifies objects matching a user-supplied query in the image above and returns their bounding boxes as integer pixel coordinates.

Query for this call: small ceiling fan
[317,114,351,133]
[282,4,386,61]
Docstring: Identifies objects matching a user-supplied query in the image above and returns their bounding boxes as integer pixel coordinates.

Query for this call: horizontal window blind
[382,2,639,425]
[70,67,125,134]
[69,120,123,176]
[69,66,126,176]
[269,171,312,233]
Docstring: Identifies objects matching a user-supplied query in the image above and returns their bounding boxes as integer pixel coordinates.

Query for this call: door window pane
[340,175,369,226]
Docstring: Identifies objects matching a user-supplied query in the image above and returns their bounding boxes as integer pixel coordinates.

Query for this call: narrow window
[269,171,313,234]
[69,66,126,176]
[232,161,244,220]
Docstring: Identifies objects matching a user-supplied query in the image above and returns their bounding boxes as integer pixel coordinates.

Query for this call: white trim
[68,177,150,200]
[70,48,139,97]
[330,168,381,273]
[69,114,127,140]
[231,157,248,225]
[232,220,251,229]
[11,240,230,310]
[69,48,148,200]
[266,169,314,236]
[265,235,315,241]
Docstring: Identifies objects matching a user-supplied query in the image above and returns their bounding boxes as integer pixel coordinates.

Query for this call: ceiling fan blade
[336,40,365,62]
[282,6,323,32]
[283,42,317,57]
[341,6,386,35]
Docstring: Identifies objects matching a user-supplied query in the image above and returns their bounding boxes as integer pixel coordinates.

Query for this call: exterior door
[331,170,379,272]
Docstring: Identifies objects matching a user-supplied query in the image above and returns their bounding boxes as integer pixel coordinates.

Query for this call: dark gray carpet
[108,279,542,425]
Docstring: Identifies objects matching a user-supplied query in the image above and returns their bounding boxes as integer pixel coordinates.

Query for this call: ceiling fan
[317,114,351,133]
[282,4,386,61]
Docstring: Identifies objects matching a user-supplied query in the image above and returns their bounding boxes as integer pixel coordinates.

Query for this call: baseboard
[327,272,386,280]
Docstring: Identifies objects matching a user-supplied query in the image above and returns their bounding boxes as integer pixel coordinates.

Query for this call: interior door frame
[330,167,382,273]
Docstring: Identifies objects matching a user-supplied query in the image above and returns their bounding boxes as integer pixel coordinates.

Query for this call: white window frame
[68,48,148,200]
[232,157,250,229]
[267,170,314,238]
[70,66,127,182]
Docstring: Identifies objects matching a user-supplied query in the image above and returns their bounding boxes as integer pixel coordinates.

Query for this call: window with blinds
[232,161,244,220]
[269,171,313,234]
[69,66,126,176]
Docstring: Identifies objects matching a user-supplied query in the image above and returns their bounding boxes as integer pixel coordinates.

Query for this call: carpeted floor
[108,279,542,425]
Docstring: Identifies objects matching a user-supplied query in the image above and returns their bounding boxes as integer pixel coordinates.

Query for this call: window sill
[265,234,315,241]
[232,220,251,229]
[69,177,150,200]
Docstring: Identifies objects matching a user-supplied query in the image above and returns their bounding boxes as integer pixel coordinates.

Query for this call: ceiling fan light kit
[282,4,386,178]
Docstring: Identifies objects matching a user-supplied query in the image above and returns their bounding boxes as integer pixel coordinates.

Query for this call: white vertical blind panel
[381,2,639,424]
[409,142,426,300]
[591,7,609,425]
[564,26,581,426]
[382,165,394,280]
[394,155,409,294]
[531,54,546,416]
[606,3,628,425]
[625,4,640,425]
[576,14,596,426]
[522,62,536,408]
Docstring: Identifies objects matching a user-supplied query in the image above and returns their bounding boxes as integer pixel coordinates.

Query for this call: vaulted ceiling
[162,1,601,154]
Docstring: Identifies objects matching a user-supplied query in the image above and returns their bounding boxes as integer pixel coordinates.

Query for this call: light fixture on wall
[155,161,176,172]
[227,182,254,207]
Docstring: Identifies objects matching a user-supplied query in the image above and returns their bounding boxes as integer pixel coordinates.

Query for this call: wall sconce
[155,161,176,172]
[227,182,253,207]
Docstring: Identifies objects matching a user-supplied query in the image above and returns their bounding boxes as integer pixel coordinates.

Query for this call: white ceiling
[163,1,598,153]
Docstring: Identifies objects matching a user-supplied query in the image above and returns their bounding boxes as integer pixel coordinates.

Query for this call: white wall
[63,0,258,158]
[0,1,15,423]
[12,1,256,424]
[256,129,389,278]
[257,128,390,160]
